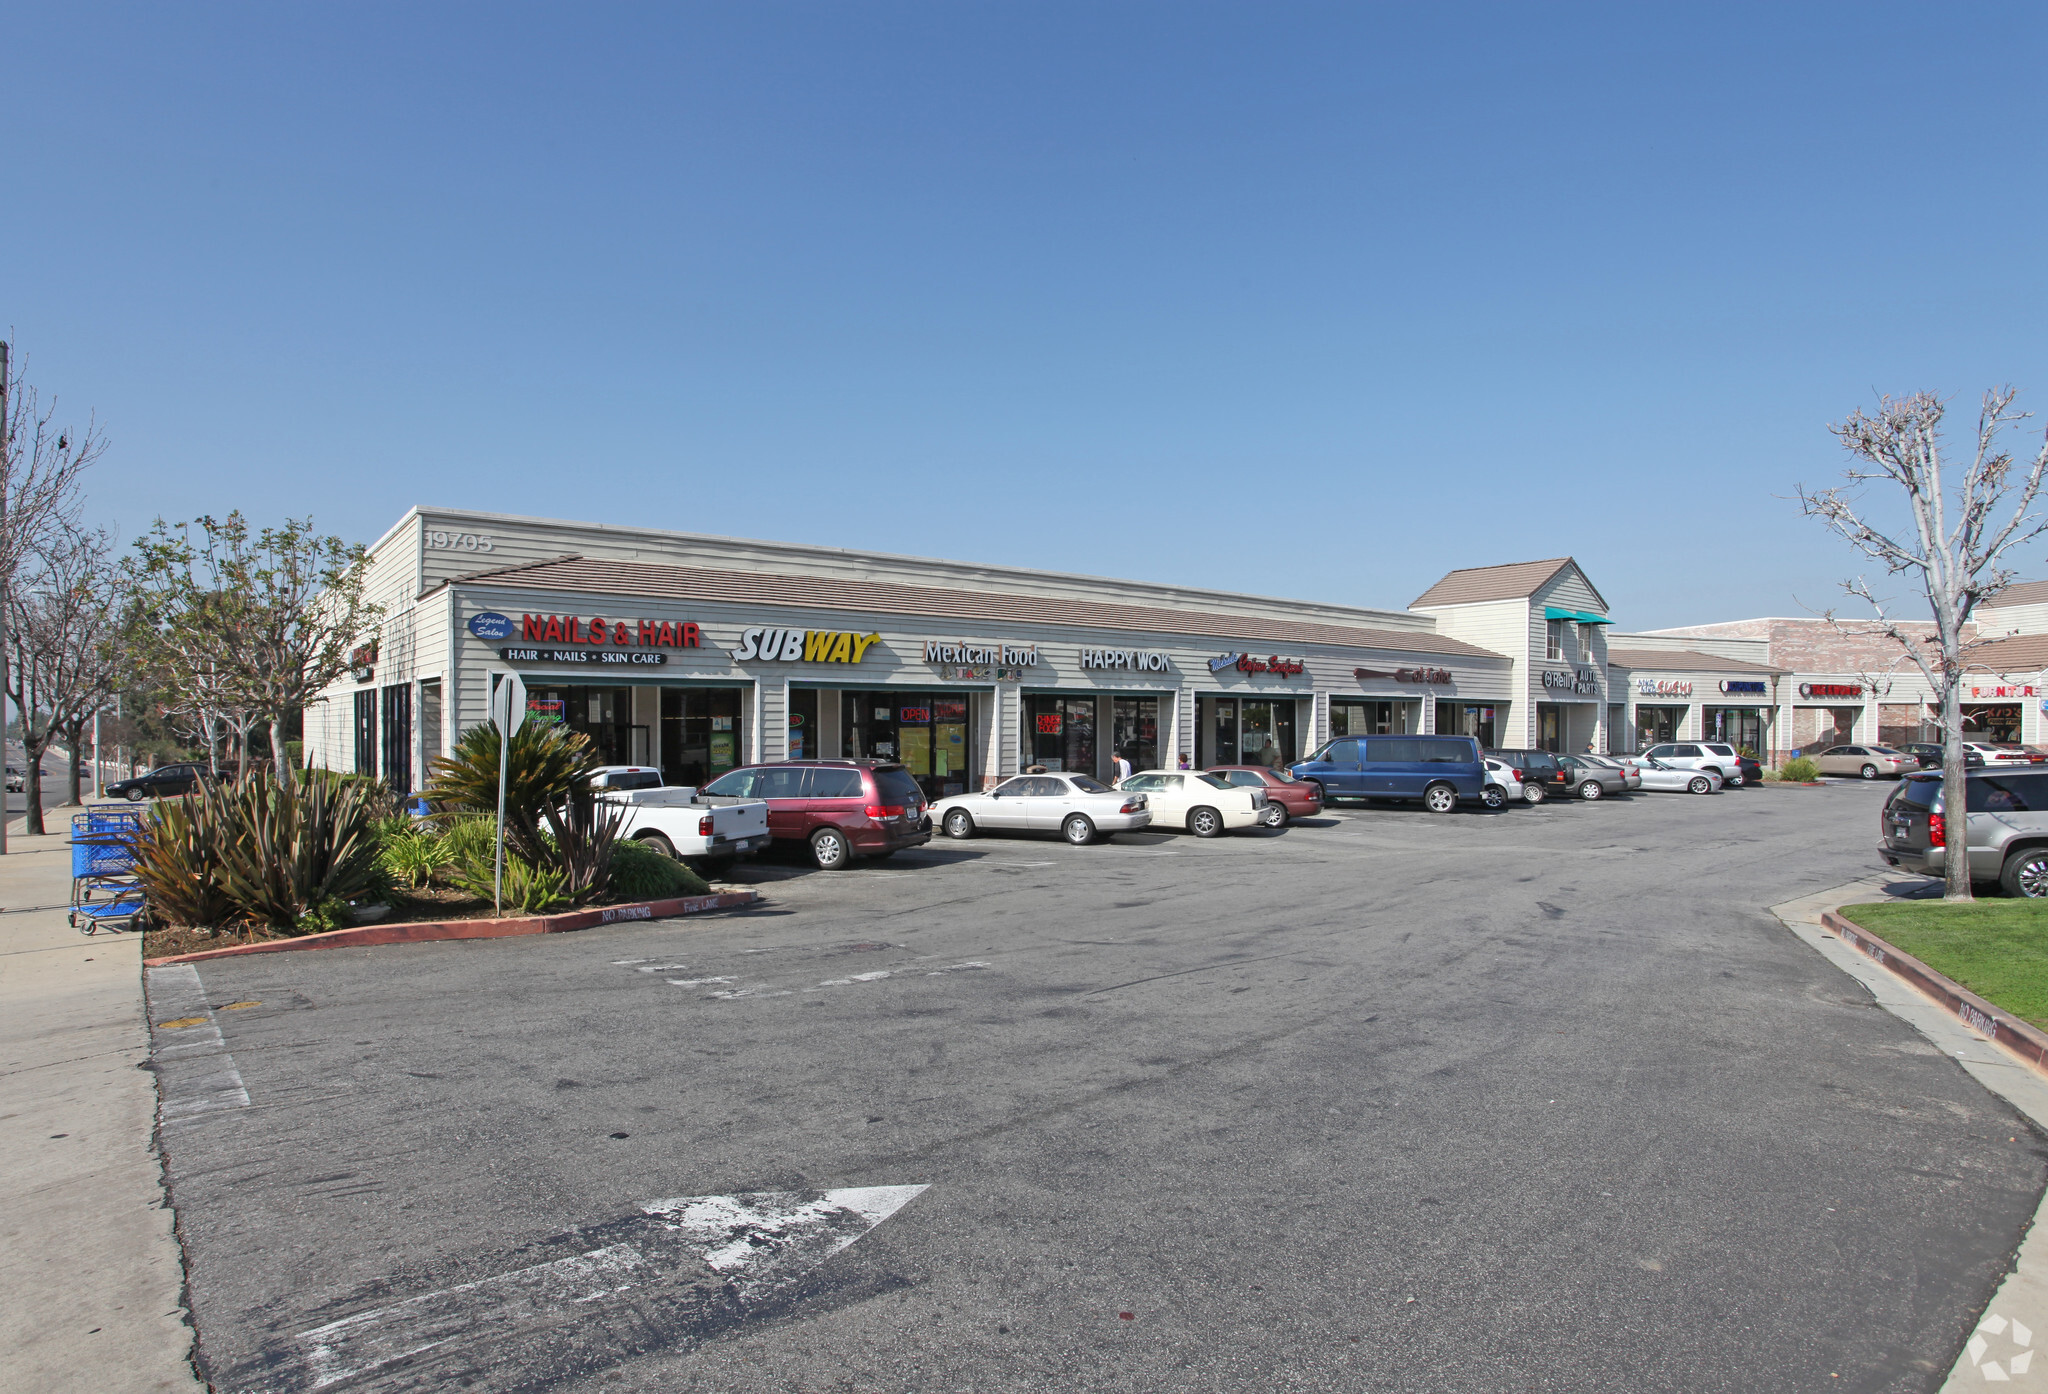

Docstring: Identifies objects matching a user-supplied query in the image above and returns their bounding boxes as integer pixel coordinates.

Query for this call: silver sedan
[932,773,1153,846]
[1635,758,1722,795]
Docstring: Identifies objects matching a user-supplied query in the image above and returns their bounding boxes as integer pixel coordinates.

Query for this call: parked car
[1484,749,1572,804]
[1114,769,1266,836]
[1878,769,2048,896]
[1481,758,1521,809]
[1635,759,1722,794]
[5,765,22,792]
[1579,753,1643,791]
[1206,765,1323,827]
[1558,753,1629,801]
[105,763,215,802]
[589,765,772,868]
[697,760,931,869]
[1805,744,1918,780]
[1897,743,1944,769]
[1970,742,2047,767]
[1291,734,1489,813]
[1642,742,1748,786]
[1734,753,1764,786]
[934,772,1152,845]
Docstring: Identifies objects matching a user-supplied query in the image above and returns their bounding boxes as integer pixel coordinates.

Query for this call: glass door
[1111,697,1159,773]
[932,697,969,797]
[1237,700,1296,768]
[1026,695,1097,776]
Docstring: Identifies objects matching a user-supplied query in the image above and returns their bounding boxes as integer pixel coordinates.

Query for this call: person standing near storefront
[1112,751,1133,781]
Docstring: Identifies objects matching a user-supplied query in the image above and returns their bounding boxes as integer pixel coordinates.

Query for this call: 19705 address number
[427,530,494,552]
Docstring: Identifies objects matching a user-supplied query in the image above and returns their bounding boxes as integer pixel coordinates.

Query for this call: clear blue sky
[8,2,2048,628]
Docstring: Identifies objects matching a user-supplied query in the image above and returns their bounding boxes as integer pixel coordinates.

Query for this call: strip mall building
[305,509,2048,794]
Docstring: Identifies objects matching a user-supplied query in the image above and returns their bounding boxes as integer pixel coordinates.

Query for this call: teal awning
[1545,606,1611,624]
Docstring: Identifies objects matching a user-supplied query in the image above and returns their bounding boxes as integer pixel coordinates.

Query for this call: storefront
[1434,700,1500,749]
[307,508,1521,793]
[1634,705,1686,746]
[1964,702,2024,743]
[1198,695,1300,770]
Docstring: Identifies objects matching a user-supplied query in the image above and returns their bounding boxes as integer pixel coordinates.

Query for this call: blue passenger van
[1290,734,1489,813]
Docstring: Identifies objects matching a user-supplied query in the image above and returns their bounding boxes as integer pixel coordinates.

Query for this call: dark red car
[699,760,933,869]
[1205,765,1323,827]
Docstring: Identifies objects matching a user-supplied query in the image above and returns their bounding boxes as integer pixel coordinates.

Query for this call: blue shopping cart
[69,807,147,934]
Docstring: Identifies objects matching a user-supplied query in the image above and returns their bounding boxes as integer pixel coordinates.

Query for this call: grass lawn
[1839,900,2048,1030]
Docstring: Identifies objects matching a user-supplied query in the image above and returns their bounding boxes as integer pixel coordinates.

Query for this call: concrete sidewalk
[0,830,202,1391]
[1774,877,2048,1390]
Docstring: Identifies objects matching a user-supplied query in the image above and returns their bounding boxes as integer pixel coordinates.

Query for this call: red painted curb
[1821,908,2048,1075]
[141,890,761,966]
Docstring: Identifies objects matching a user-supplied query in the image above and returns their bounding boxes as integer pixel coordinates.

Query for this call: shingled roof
[1964,633,2048,671]
[1605,647,1785,675]
[432,555,1509,659]
[1979,580,2048,610]
[1410,558,1603,610]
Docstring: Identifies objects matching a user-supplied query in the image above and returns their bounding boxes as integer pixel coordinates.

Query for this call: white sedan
[933,773,1152,846]
[1635,758,1722,795]
[1115,770,1266,836]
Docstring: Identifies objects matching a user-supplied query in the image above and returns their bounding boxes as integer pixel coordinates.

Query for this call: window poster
[900,725,932,775]
[710,732,736,771]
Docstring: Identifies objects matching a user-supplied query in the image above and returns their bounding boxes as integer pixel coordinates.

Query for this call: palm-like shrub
[424,721,620,905]
[213,771,386,930]
[131,797,238,928]
[132,771,384,931]
[376,827,455,889]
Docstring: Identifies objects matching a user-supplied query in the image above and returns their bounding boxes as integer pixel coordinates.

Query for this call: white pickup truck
[589,766,772,866]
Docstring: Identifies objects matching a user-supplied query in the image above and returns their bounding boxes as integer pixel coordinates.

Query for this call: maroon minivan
[699,760,932,869]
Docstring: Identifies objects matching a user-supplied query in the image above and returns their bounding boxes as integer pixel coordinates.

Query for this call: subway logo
[730,627,882,663]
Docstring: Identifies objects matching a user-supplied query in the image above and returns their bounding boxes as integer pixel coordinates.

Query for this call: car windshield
[1868,746,1902,755]
[700,769,760,797]
[1194,773,1234,789]
[1645,758,1670,770]
[1068,776,1110,793]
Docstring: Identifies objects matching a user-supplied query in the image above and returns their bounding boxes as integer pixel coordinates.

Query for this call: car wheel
[1688,775,1713,794]
[1261,802,1289,828]
[810,827,852,869]
[1523,784,1547,805]
[1188,806,1224,838]
[637,831,679,859]
[943,808,976,839]
[1859,764,1878,780]
[1482,784,1507,809]
[2003,848,2048,898]
[125,787,145,802]
[1423,782,1457,814]
[1061,813,1098,845]
[1578,780,1603,801]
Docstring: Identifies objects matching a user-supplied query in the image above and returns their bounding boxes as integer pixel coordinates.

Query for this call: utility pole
[1,339,11,856]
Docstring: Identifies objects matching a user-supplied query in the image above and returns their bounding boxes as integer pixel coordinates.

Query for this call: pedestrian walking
[1111,751,1132,782]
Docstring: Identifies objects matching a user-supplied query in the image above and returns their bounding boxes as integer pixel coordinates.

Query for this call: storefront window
[1334,700,1414,736]
[1201,697,1296,769]
[1434,701,1497,749]
[1964,704,2022,743]
[787,688,819,761]
[1025,695,1097,778]
[1703,706,1762,755]
[1538,703,1565,752]
[1635,705,1685,747]
[1112,697,1159,773]
[658,687,744,787]
[847,692,972,798]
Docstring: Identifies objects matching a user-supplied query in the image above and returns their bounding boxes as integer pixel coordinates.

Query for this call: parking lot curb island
[1821,907,2048,1079]
[141,889,761,966]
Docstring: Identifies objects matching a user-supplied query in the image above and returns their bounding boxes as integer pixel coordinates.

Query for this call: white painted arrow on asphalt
[284,1186,927,1393]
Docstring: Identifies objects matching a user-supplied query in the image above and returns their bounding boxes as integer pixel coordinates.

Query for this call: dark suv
[1484,749,1572,804]
[106,762,215,802]
[699,760,932,869]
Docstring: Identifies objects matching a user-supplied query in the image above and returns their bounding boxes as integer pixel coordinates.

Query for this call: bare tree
[1801,388,2048,901]
[0,341,107,847]
[5,534,128,831]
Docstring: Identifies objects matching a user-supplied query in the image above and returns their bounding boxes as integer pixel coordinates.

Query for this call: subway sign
[731,627,881,663]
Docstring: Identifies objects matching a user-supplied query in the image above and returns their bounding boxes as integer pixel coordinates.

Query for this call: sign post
[489,674,528,916]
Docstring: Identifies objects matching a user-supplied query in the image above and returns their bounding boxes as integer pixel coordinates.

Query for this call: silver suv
[1877,770,2048,897]
[1641,741,1746,787]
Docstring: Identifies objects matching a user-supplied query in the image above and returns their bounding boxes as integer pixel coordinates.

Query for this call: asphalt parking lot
[151,783,2047,1393]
